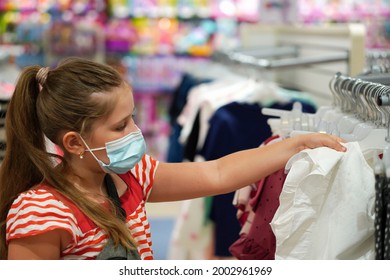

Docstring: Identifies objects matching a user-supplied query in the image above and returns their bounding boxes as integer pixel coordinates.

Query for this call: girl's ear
[62,131,85,157]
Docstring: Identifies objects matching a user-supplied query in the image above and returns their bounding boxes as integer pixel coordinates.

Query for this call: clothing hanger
[333,76,363,135]
[263,72,390,153]
[337,80,364,136]
[367,88,390,176]
[263,72,345,137]
[262,101,318,139]
[323,74,387,149]
[340,80,375,141]
[262,72,346,137]
[357,83,390,151]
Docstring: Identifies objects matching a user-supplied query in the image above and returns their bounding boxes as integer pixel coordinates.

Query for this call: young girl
[0,57,345,260]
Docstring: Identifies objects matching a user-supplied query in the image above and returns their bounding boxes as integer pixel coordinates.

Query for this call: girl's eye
[116,123,126,131]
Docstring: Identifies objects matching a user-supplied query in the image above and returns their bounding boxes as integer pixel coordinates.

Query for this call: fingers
[324,134,347,152]
[297,133,347,152]
[332,135,346,143]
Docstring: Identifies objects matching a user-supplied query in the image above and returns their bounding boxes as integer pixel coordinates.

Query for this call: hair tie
[36,67,50,88]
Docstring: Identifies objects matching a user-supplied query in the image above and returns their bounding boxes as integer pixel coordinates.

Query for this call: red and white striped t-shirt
[6,154,159,260]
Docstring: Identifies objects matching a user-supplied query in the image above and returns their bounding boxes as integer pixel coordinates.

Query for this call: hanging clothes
[271,142,375,260]
[200,100,316,257]
[166,73,212,163]
[229,135,286,260]
[374,173,390,260]
[166,73,214,260]
[241,72,390,260]
[168,68,317,259]
[177,76,256,156]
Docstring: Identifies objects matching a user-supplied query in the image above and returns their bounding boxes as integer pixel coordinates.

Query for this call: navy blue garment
[183,110,201,162]
[200,100,316,257]
[166,73,212,162]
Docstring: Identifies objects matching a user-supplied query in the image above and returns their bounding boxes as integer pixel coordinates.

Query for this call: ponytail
[0,66,51,259]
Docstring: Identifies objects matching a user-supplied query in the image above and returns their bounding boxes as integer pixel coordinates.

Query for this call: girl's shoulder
[129,154,159,183]
[125,154,159,199]
[11,186,69,211]
[6,186,79,244]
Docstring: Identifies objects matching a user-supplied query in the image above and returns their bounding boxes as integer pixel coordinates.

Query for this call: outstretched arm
[149,133,345,202]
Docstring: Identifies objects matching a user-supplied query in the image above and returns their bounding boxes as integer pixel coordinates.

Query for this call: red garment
[229,136,286,260]
[233,135,280,226]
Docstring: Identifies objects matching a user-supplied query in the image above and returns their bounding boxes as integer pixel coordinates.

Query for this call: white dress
[271,142,375,260]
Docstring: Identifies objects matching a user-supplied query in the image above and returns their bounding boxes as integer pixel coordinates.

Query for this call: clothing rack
[221,23,366,107]
[356,63,390,85]
[261,71,390,150]
[365,49,390,70]
[213,46,349,71]
[355,72,390,85]
[328,73,390,151]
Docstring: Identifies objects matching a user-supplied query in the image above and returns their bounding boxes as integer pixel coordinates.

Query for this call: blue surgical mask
[80,128,146,174]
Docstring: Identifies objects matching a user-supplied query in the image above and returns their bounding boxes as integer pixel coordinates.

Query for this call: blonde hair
[0,57,136,259]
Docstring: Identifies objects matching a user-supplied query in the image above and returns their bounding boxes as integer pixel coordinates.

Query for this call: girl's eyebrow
[116,113,132,124]
[113,107,136,126]
[112,106,137,126]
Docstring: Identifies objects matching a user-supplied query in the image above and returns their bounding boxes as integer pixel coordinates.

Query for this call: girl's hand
[296,133,347,153]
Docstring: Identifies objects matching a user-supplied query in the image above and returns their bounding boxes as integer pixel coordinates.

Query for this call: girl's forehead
[89,85,134,128]
[106,87,134,118]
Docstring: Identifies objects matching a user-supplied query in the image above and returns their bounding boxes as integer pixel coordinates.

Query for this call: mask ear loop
[79,135,107,164]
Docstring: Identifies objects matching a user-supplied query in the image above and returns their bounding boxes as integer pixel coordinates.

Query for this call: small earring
[79,150,85,159]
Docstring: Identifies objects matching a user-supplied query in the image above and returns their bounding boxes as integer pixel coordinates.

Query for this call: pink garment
[232,135,280,227]
[233,184,257,226]
[229,136,286,260]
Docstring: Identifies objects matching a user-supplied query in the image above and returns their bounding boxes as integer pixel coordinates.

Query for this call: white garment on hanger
[196,80,285,151]
[271,142,375,260]
[177,76,246,146]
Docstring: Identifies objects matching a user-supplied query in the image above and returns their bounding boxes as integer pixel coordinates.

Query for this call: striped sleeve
[131,154,159,201]
[6,189,79,247]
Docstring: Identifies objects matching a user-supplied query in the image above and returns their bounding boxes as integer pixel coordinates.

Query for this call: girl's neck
[64,169,108,200]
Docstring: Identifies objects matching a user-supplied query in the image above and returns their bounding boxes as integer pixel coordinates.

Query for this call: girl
[0,57,345,260]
